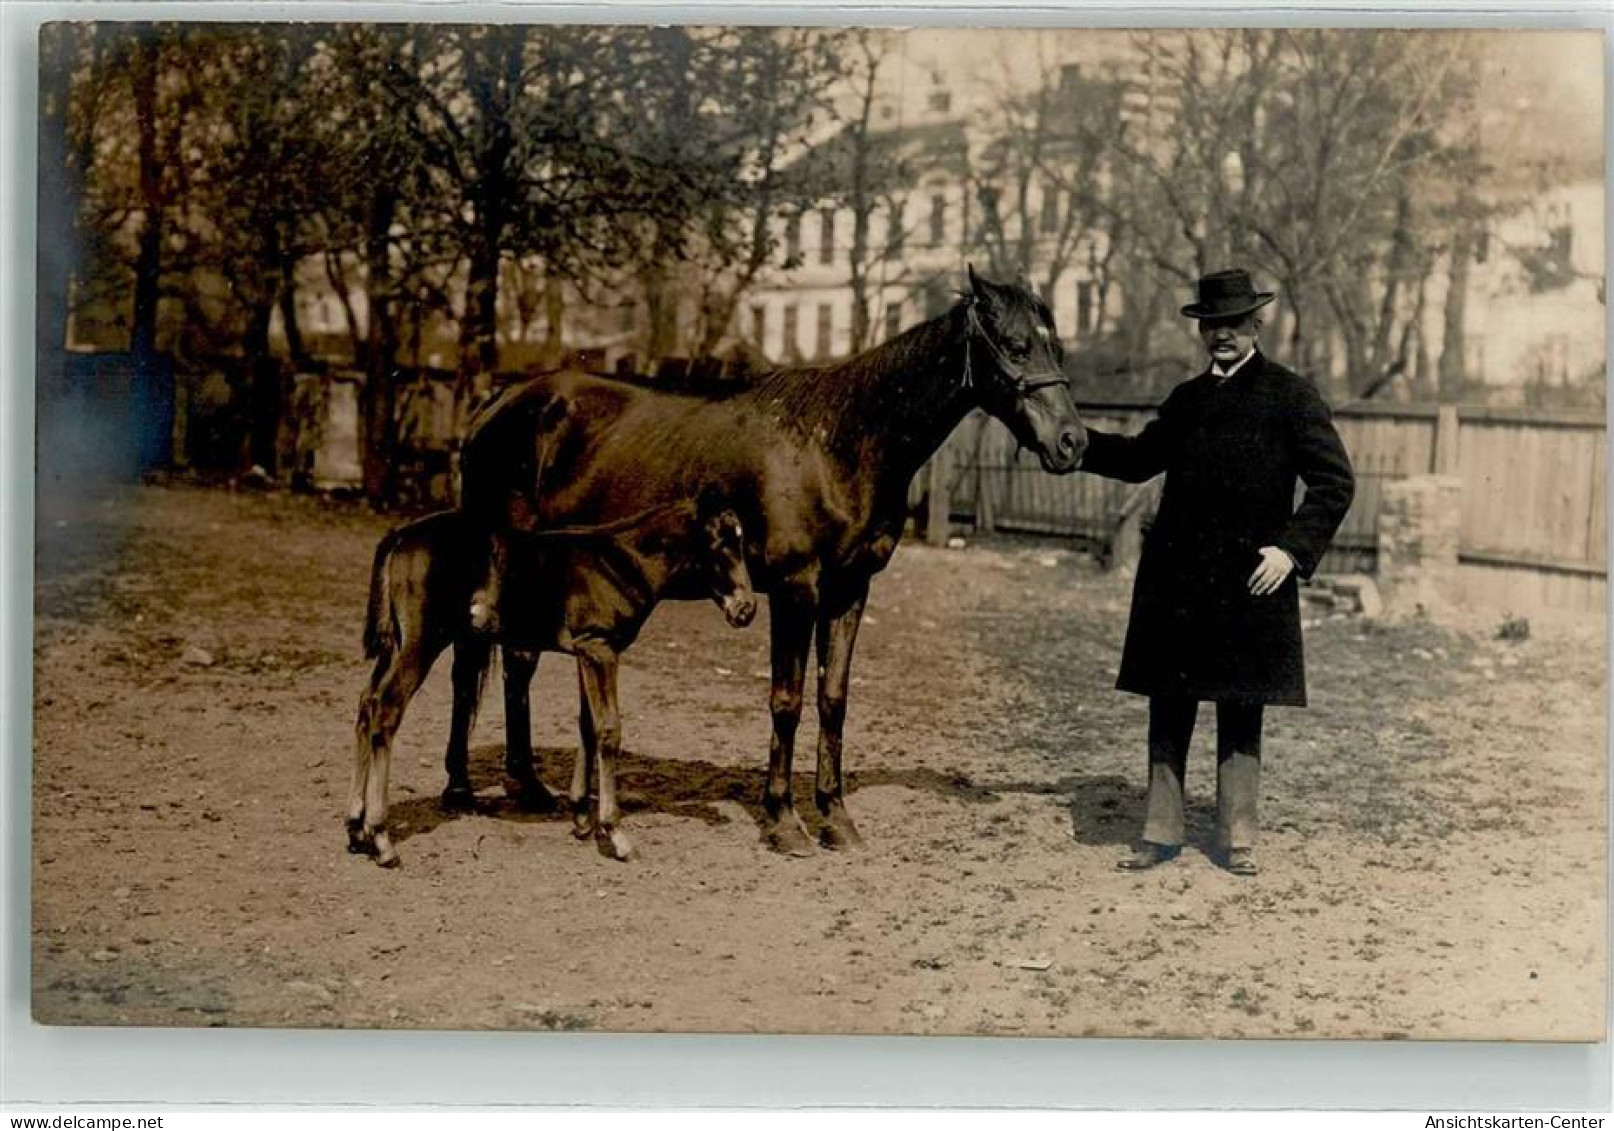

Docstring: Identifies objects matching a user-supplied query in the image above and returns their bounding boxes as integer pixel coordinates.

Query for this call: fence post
[925,444,950,547]
[1432,404,1460,475]
[972,424,995,534]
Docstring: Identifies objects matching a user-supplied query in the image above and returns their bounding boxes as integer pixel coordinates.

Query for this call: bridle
[960,300,1071,402]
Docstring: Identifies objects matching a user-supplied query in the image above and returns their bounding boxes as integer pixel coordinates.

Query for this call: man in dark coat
[1079,269,1355,876]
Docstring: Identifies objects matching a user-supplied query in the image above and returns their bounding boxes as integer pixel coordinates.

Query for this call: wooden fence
[920,401,1608,614]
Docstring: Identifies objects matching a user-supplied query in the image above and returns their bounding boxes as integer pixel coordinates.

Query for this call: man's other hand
[1248,546,1295,596]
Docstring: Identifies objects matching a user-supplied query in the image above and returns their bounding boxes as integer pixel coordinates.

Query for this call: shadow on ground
[379,744,1216,857]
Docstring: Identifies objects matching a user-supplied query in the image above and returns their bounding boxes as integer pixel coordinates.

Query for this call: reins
[522,499,697,543]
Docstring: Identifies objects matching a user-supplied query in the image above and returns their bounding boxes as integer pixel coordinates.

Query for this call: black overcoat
[1081,351,1355,706]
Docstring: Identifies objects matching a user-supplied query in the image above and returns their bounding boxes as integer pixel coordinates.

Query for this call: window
[928,88,952,114]
[1077,280,1096,337]
[885,202,905,258]
[784,213,802,265]
[819,208,836,265]
[816,303,833,358]
[977,186,1001,241]
[1040,187,1061,234]
[750,304,767,351]
[782,305,799,359]
[884,301,904,341]
[619,301,637,335]
[929,194,947,246]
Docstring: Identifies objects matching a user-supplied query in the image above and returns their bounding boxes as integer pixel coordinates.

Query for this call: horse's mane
[734,305,966,457]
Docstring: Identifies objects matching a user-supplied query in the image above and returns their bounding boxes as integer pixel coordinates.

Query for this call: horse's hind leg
[441,636,491,810]
[813,577,870,850]
[578,651,633,861]
[569,658,596,840]
[502,649,557,812]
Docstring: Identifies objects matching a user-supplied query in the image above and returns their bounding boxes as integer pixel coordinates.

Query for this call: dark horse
[458,267,1087,855]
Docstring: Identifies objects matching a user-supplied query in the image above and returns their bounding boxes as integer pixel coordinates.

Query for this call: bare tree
[610,27,848,360]
[1096,30,1487,400]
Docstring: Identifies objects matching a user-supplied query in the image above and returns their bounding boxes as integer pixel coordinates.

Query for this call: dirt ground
[29,482,1608,1040]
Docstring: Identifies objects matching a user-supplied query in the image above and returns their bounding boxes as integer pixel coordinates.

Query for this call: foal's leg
[578,651,633,861]
[501,649,557,811]
[569,658,597,840]
[441,636,492,810]
[352,640,436,868]
[347,655,386,847]
[762,587,816,856]
[814,574,871,849]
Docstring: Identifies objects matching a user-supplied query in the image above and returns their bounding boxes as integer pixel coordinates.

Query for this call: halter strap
[962,301,1070,397]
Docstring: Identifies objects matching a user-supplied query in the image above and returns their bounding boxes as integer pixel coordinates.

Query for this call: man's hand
[1248,546,1296,596]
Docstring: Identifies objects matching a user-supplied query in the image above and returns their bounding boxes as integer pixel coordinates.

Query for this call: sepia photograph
[28,19,1608,1044]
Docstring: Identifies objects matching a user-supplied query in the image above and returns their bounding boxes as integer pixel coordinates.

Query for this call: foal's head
[962,266,1087,474]
[651,490,756,629]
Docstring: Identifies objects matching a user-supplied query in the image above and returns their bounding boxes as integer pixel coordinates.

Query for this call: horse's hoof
[765,817,815,858]
[440,785,476,811]
[346,820,375,856]
[819,814,864,851]
[373,832,400,868]
[571,814,594,840]
[506,777,558,813]
[607,829,635,862]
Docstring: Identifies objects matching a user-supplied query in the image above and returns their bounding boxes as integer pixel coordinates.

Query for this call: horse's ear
[967,262,986,299]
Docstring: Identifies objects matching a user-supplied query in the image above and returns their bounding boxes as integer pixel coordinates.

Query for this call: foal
[349,494,756,867]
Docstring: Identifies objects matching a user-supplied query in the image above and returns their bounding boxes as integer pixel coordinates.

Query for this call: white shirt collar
[1211,348,1257,380]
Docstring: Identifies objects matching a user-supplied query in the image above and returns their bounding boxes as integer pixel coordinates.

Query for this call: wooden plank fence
[916,400,1608,613]
[277,363,1606,613]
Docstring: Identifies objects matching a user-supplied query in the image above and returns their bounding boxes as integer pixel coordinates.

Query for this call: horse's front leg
[763,587,816,856]
[577,650,633,861]
[502,648,557,812]
[814,574,871,849]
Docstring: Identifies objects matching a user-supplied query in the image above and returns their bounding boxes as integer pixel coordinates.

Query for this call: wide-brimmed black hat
[1180,268,1276,319]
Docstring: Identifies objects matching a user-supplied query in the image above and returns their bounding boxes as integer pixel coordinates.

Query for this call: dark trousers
[1142,695,1263,850]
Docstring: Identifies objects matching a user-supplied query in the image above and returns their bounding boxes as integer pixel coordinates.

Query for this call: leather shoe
[1225,848,1258,876]
[1117,843,1177,871]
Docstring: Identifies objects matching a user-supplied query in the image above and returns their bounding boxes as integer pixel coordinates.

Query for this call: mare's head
[961,266,1086,473]
[683,490,757,629]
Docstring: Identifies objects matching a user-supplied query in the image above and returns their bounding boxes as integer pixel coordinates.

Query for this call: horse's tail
[465,642,498,739]
[363,528,401,659]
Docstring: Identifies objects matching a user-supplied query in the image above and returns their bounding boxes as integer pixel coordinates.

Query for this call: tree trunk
[643,261,681,360]
[360,358,397,504]
[359,184,399,504]
[244,302,281,473]
[37,25,82,367]
[542,273,565,366]
[460,228,502,379]
[130,33,164,361]
[1438,220,1474,402]
[454,27,523,425]
[278,250,310,370]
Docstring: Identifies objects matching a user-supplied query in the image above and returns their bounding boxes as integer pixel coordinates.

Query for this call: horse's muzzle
[1042,425,1087,473]
[723,593,759,629]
